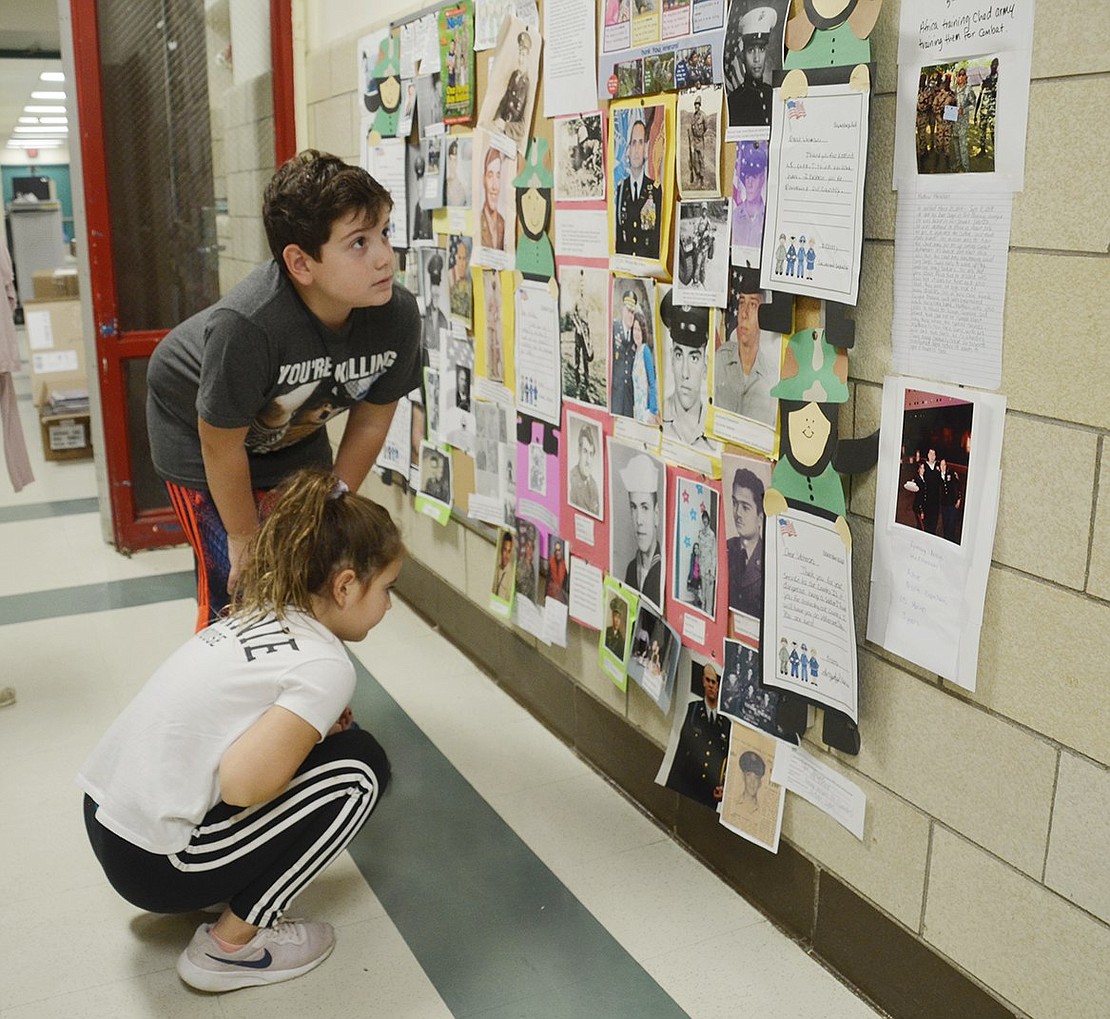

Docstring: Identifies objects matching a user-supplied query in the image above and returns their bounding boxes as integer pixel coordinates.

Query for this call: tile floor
[0,334,886,1017]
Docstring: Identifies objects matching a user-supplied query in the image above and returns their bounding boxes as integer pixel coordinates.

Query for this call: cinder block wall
[303,2,1110,1016]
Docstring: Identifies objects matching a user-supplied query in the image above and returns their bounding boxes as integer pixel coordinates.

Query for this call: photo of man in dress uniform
[614,114,662,259]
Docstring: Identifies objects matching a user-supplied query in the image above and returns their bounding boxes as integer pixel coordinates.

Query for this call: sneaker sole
[176,939,335,993]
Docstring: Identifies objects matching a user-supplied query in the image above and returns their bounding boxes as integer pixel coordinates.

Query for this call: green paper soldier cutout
[369,35,402,138]
[513,138,555,282]
[782,0,882,97]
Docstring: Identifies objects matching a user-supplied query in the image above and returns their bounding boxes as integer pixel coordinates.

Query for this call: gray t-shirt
[147,261,421,489]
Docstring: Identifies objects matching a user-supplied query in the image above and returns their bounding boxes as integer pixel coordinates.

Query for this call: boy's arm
[332,399,399,492]
[219,705,320,807]
[198,418,260,592]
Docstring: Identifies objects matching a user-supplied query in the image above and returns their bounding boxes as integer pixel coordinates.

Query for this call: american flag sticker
[786,99,806,120]
[778,516,797,538]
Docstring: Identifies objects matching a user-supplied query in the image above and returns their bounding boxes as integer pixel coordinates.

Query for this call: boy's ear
[332,567,359,607]
[282,243,315,284]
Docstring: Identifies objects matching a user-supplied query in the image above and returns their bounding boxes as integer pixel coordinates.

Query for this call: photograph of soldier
[472,132,515,268]
[514,517,540,605]
[566,412,604,519]
[419,249,450,359]
[418,442,452,504]
[608,442,666,607]
[719,638,796,741]
[673,199,730,307]
[479,19,541,149]
[615,58,644,99]
[895,389,974,546]
[677,86,722,198]
[643,52,676,95]
[916,56,999,175]
[719,723,784,851]
[730,140,768,268]
[560,267,608,408]
[660,660,730,809]
[407,145,435,246]
[723,1,788,136]
[415,71,444,137]
[609,276,653,420]
[443,135,473,208]
[448,234,472,325]
[713,266,782,426]
[675,44,714,90]
[553,112,606,202]
[611,105,666,261]
[480,269,504,383]
[603,596,630,660]
[723,452,772,619]
[659,290,716,452]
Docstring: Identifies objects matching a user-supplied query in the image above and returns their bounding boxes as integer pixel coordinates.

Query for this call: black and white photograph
[677,85,723,199]
[673,199,730,307]
[418,441,452,505]
[722,451,772,619]
[723,0,788,138]
[659,288,719,454]
[559,266,609,408]
[896,388,973,545]
[608,439,666,608]
[565,410,604,520]
[608,275,656,423]
[443,134,474,207]
[415,71,444,137]
[407,143,436,247]
[420,136,445,210]
[418,247,450,360]
[423,367,441,439]
[719,637,797,742]
[553,112,606,203]
[477,17,541,151]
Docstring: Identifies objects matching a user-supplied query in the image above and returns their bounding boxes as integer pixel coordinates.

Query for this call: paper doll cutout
[366,34,403,140]
[513,138,555,282]
[782,0,882,97]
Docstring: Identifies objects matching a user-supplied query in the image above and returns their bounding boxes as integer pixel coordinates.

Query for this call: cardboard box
[23,298,87,407]
[40,408,93,461]
[32,268,79,300]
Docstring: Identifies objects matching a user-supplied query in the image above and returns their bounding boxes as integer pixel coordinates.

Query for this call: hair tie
[330,478,349,500]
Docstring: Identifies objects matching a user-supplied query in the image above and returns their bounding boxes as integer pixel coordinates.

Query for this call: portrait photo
[602,587,633,666]
[448,234,473,326]
[722,451,773,620]
[610,100,671,263]
[673,198,730,307]
[560,266,610,409]
[418,247,450,358]
[418,441,452,505]
[719,721,785,852]
[513,516,540,606]
[477,17,541,150]
[677,85,722,198]
[659,288,718,454]
[415,71,444,136]
[443,134,473,208]
[731,140,768,268]
[420,135,445,210]
[896,388,974,545]
[479,269,505,383]
[608,275,656,424]
[565,411,604,520]
[656,655,730,810]
[608,439,666,608]
[672,477,719,619]
[553,112,606,203]
[471,130,516,269]
[722,0,789,138]
[713,265,782,428]
[490,528,516,603]
[545,536,569,604]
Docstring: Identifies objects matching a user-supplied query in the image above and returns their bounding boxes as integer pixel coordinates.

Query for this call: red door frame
[71,0,295,552]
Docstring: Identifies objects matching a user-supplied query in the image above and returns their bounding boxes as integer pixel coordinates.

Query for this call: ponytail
[232,468,405,623]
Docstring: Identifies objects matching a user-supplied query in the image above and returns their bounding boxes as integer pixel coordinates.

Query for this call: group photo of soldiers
[916,55,999,175]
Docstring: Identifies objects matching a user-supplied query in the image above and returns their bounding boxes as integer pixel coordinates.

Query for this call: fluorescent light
[39,117,68,124]
[31,91,67,100]
[18,117,39,124]
[40,71,66,82]
[14,125,69,134]
[25,105,66,114]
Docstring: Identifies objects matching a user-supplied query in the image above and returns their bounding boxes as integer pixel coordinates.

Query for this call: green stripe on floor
[0,571,196,625]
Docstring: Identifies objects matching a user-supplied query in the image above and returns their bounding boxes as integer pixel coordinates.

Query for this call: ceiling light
[31,91,67,100]
[14,125,69,134]
[18,117,39,124]
[40,72,66,82]
[25,105,66,114]
[39,117,68,124]
[7,139,63,149]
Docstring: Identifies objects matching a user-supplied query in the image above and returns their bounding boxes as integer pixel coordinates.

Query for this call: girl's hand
[327,705,355,736]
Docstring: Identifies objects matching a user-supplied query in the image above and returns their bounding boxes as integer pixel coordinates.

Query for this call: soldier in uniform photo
[666,663,730,808]
[614,116,661,259]
[726,5,778,129]
[610,287,639,418]
[493,31,533,145]
[687,93,708,189]
[619,452,662,606]
[714,267,779,425]
[660,294,713,450]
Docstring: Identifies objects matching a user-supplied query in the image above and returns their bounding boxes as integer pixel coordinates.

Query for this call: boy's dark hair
[263,149,393,266]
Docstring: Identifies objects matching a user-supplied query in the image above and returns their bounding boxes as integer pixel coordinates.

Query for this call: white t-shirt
[78,609,355,854]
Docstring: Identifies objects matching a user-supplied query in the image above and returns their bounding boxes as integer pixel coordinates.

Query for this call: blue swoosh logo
[205,949,273,969]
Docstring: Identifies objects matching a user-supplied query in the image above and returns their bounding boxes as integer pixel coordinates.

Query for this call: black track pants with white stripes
[84,728,390,927]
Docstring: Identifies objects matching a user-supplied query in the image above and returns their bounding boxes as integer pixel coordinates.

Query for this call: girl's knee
[325,727,391,793]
